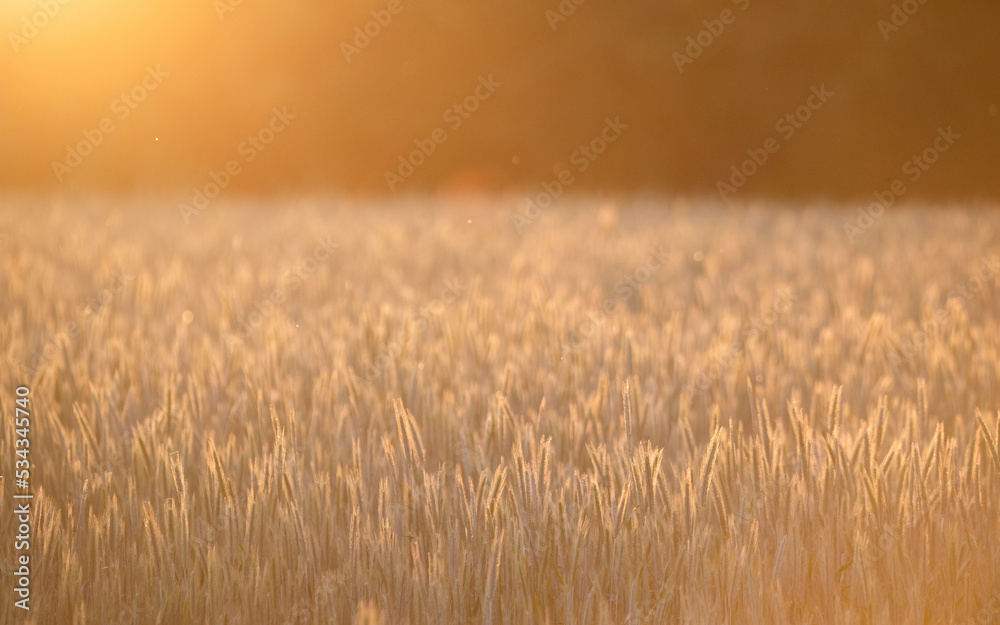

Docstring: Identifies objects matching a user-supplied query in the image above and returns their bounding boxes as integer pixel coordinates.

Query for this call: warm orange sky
[2,0,998,200]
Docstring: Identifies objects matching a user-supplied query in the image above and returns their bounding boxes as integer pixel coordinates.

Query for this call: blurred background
[1,0,997,201]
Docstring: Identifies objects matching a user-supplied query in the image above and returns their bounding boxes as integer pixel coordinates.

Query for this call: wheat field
[1,198,999,624]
